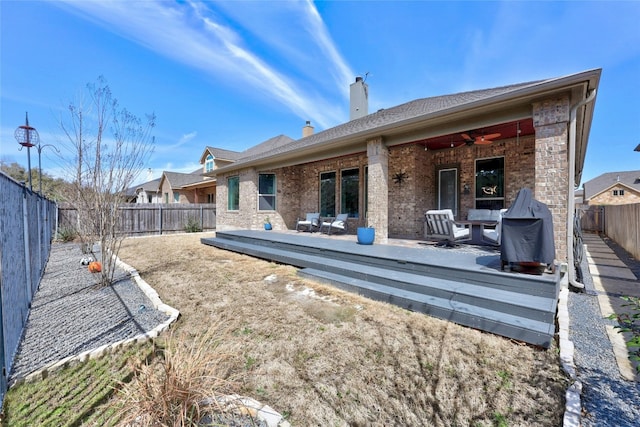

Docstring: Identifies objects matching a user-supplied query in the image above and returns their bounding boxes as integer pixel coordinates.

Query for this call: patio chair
[424,209,470,247]
[296,212,320,232]
[481,209,508,246]
[319,213,349,235]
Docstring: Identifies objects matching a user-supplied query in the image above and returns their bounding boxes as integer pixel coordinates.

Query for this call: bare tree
[59,76,155,286]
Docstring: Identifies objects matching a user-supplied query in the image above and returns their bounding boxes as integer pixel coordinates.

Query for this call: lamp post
[36,143,60,195]
[14,112,39,191]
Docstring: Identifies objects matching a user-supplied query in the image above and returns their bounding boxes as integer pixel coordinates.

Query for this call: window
[475,157,505,210]
[205,154,214,173]
[341,168,359,218]
[173,192,180,203]
[207,193,215,204]
[258,173,276,210]
[164,192,168,204]
[620,189,625,196]
[613,189,625,196]
[227,176,239,211]
[613,190,618,196]
[319,172,336,217]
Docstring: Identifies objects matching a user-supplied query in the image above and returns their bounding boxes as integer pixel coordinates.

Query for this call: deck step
[209,237,555,323]
[210,231,559,298]
[202,232,560,347]
[299,268,555,347]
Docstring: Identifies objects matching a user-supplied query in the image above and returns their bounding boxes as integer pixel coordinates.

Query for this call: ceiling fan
[461,132,501,146]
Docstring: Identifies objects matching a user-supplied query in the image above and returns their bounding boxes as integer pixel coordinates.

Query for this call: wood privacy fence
[604,203,640,260]
[578,205,605,233]
[58,203,217,236]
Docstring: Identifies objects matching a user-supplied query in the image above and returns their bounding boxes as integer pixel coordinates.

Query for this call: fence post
[22,188,33,304]
[159,204,163,235]
[200,205,204,230]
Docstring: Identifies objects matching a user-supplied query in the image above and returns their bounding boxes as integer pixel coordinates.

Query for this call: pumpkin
[88,261,102,273]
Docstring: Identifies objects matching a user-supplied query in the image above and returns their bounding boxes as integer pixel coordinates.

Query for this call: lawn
[3,232,568,426]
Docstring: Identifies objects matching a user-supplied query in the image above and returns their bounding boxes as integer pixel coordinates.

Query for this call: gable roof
[583,170,640,200]
[136,178,161,193]
[200,134,295,164]
[162,171,204,189]
[200,147,242,164]
[209,69,601,182]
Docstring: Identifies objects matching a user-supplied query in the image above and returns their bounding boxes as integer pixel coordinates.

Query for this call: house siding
[590,185,640,205]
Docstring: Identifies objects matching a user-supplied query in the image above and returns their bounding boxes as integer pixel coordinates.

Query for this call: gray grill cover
[500,188,555,265]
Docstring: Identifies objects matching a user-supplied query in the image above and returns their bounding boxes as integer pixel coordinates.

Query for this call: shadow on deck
[202,230,561,348]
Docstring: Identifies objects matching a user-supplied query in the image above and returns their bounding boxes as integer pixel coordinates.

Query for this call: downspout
[567,88,596,289]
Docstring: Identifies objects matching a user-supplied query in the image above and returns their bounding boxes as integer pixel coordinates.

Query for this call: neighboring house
[205,69,601,263]
[135,178,162,203]
[159,170,208,204]
[582,170,640,205]
[192,135,297,204]
[574,188,585,207]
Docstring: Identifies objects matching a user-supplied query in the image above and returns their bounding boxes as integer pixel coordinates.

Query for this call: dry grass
[116,325,244,426]
[116,232,567,426]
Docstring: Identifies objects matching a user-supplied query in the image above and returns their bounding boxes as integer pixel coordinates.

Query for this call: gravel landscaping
[8,243,169,382]
[569,237,640,427]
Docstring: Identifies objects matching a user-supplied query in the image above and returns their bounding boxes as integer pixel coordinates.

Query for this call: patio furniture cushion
[425,209,470,246]
[320,213,349,235]
[481,209,508,245]
[296,212,320,232]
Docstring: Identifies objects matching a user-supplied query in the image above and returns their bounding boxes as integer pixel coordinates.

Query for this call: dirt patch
[117,232,567,426]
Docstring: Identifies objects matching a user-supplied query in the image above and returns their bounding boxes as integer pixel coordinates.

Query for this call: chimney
[350,76,369,120]
[302,120,314,138]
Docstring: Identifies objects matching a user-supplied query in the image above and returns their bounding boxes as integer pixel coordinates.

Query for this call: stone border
[557,273,582,427]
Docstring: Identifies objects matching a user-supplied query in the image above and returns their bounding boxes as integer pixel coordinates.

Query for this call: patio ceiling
[416,118,535,151]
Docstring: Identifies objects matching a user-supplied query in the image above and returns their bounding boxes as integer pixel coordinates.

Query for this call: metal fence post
[22,187,33,304]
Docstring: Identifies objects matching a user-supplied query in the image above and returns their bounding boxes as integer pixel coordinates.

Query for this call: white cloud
[56,0,355,129]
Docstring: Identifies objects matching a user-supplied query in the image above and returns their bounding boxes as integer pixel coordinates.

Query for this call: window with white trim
[205,154,214,172]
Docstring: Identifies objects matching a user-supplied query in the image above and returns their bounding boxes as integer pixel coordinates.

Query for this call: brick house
[158,170,210,204]
[582,170,640,205]
[207,69,601,263]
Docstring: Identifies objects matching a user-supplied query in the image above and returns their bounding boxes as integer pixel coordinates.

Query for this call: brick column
[240,168,260,229]
[367,137,389,243]
[532,96,570,262]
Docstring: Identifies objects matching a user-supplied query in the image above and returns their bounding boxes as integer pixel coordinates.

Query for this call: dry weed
[115,323,245,426]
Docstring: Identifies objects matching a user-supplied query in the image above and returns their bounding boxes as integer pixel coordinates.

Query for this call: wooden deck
[202,230,561,348]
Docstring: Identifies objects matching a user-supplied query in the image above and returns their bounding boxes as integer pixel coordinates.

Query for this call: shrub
[184,217,203,233]
[57,227,77,242]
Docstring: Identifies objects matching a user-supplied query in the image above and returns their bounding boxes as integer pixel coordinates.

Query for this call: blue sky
[1,0,639,186]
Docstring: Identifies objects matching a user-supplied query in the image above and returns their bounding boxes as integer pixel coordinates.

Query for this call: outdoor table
[458,220,497,245]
